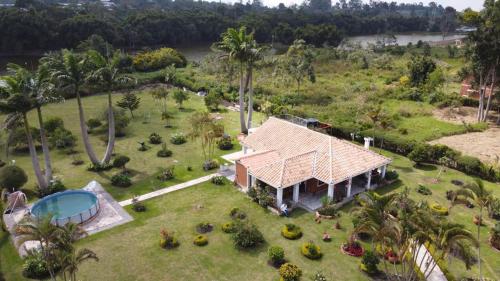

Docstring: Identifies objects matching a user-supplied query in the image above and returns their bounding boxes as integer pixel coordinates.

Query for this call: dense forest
[0,0,464,53]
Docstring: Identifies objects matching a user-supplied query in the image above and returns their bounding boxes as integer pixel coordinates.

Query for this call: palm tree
[244,40,264,130]
[0,66,48,189]
[16,216,64,281]
[452,179,493,280]
[87,50,133,164]
[42,50,100,165]
[216,26,255,134]
[59,247,98,281]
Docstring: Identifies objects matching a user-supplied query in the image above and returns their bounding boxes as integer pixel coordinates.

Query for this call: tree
[276,39,316,95]
[59,247,98,281]
[205,90,223,112]
[16,216,64,281]
[216,26,255,134]
[150,87,171,126]
[243,38,264,129]
[452,179,493,281]
[87,50,134,164]
[0,65,48,190]
[43,50,100,165]
[440,6,457,39]
[172,89,189,109]
[116,92,140,118]
[188,112,224,162]
[0,165,28,191]
[407,55,436,87]
[466,0,500,122]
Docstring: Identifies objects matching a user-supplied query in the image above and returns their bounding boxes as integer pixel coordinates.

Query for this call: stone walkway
[118,173,220,206]
[414,244,447,281]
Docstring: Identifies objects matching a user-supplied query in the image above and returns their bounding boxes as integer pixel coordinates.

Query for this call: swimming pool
[31,190,99,226]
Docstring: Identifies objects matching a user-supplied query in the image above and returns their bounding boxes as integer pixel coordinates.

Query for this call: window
[317,180,328,188]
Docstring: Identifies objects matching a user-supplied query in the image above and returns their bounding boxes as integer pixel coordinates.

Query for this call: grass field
[3,87,263,201]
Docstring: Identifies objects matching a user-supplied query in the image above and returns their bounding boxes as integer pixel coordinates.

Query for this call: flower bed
[341,242,364,257]
[384,250,400,264]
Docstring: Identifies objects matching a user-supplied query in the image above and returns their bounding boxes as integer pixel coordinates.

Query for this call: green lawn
[2,147,499,281]
[4,88,263,201]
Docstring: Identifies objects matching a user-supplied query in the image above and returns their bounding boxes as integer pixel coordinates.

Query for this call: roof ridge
[329,137,333,184]
[237,149,275,160]
[278,159,286,188]
[336,138,392,162]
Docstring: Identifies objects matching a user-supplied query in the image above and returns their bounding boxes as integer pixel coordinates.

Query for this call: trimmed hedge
[430,203,449,216]
[193,235,208,246]
[329,125,499,182]
[301,241,322,260]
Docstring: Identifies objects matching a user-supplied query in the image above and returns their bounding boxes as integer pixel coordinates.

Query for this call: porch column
[293,184,299,203]
[381,165,387,179]
[366,171,372,190]
[347,177,352,197]
[242,146,248,154]
[276,188,283,207]
[327,183,334,199]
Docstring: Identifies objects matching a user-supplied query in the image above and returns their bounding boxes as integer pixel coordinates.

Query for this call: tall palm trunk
[482,63,497,122]
[75,88,99,164]
[22,113,48,190]
[478,206,483,281]
[101,91,115,164]
[238,63,247,134]
[36,106,53,183]
[246,65,254,130]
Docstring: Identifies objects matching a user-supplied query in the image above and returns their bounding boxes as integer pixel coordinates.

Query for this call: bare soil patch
[433,106,499,125]
[429,127,500,165]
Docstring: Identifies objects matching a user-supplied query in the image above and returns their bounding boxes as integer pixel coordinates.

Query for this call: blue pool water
[31,190,98,221]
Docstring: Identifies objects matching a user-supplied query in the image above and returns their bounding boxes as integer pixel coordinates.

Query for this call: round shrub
[149,132,163,144]
[211,176,225,185]
[221,222,236,233]
[231,222,264,248]
[157,166,175,181]
[110,174,132,187]
[49,128,76,149]
[132,200,146,212]
[360,250,380,275]
[385,170,399,181]
[0,165,28,190]
[279,263,302,281]
[203,159,219,171]
[229,207,246,220]
[86,118,102,131]
[113,155,130,170]
[157,144,172,158]
[430,203,449,216]
[170,133,187,145]
[317,205,338,217]
[416,184,432,195]
[193,235,208,246]
[87,162,113,172]
[301,241,322,260]
[281,224,302,240]
[217,134,234,150]
[196,222,213,233]
[159,229,179,249]
[43,117,65,134]
[268,245,285,266]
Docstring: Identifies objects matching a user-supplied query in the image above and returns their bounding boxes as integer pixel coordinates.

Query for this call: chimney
[364,137,373,150]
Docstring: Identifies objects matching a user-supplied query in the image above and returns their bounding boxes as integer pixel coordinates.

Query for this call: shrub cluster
[268,245,285,267]
[281,224,303,240]
[221,222,237,233]
[211,176,225,185]
[36,180,66,198]
[170,133,187,145]
[113,155,130,170]
[231,222,264,248]
[416,184,432,195]
[317,205,339,217]
[149,133,163,144]
[203,159,219,171]
[217,134,234,150]
[301,241,322,259]
[157,143,172,158]
[87,162,113,172]
[193,235,208,246]
[248,186,275,208]
[229,207,247,220]
[157,166,175,181]
[0,165,28,190]
[159,229,179,249]
[196,222,213,233]
[44,117,76,150]
[111,174,132,187]
[133,48,187,71]
[360,250,380,275]
[22,251,52,279]
[430,203,449,216]
[279,263,302,281]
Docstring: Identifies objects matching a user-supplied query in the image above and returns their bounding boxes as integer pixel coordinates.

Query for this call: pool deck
[2,181,133,256]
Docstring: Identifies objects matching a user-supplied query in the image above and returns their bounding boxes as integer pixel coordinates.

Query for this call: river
[0,33,465,74]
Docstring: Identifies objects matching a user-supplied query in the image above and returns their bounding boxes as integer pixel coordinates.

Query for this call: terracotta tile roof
[239,117,391,188]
